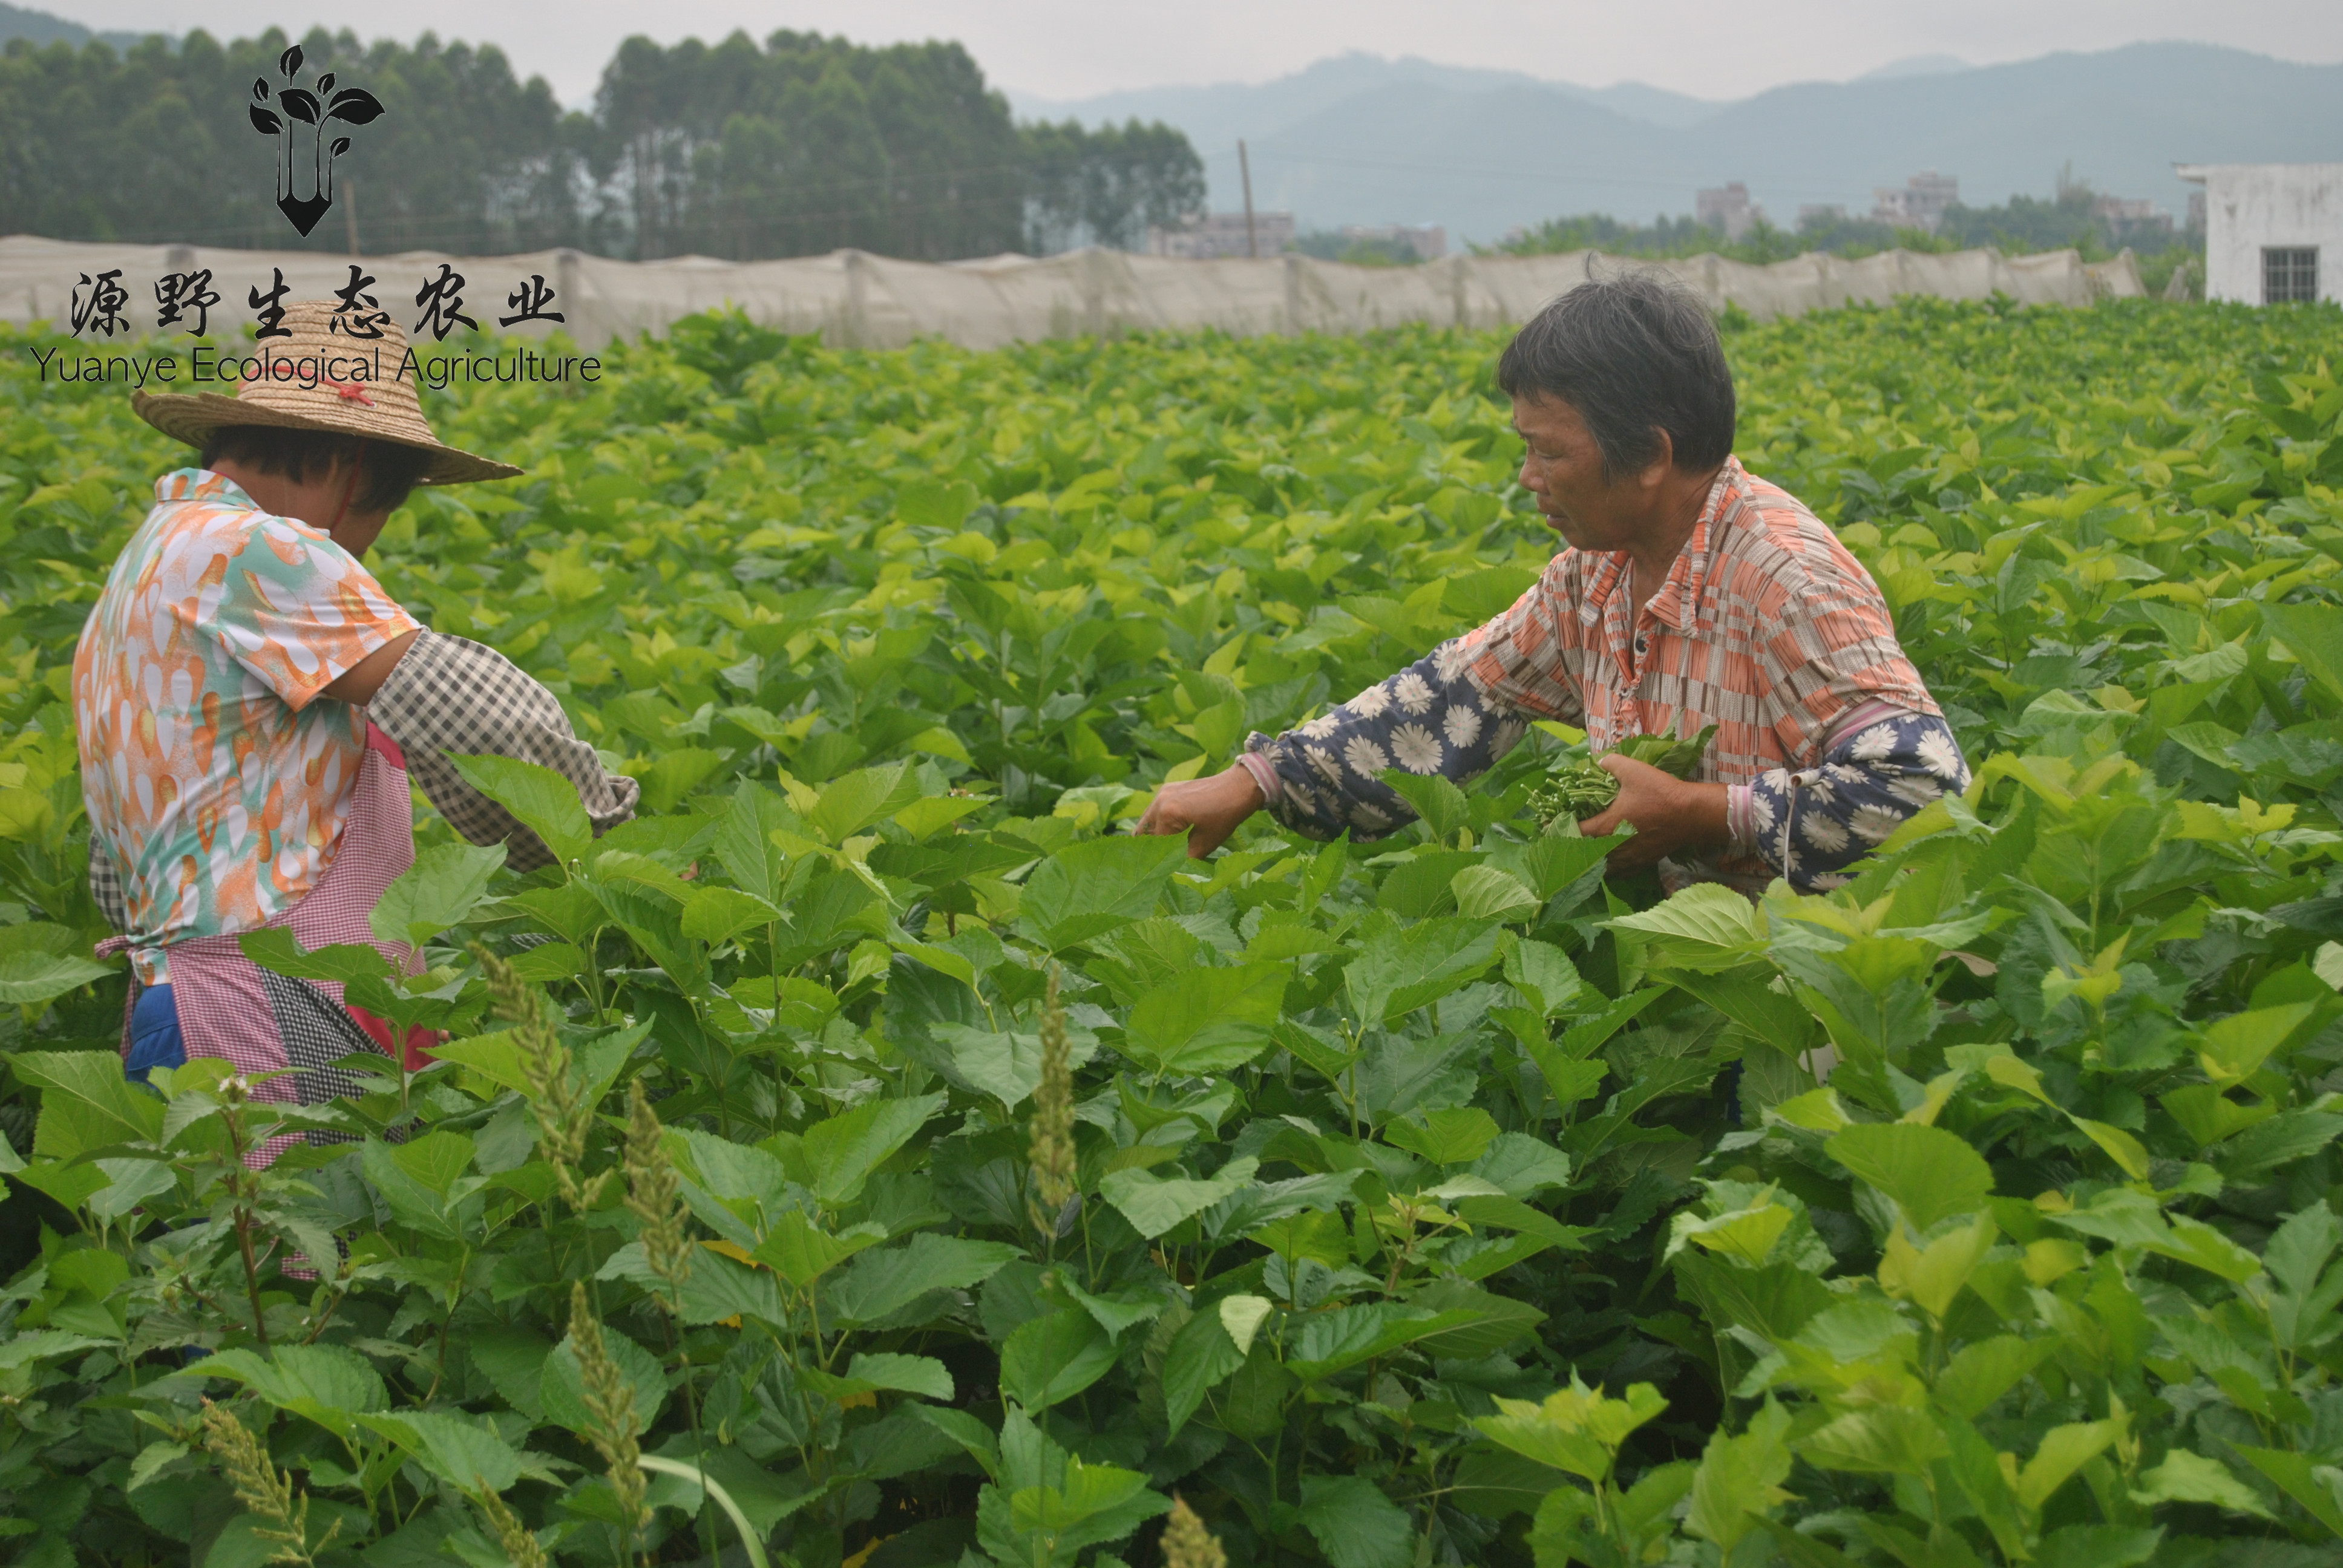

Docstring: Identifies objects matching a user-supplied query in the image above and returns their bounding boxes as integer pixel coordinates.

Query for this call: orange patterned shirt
[1452,456,1939,769]
[72,469,419,985]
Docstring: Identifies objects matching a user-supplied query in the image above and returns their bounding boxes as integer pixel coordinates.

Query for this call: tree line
[1496,183,2204,298]
[0,27,1204,261]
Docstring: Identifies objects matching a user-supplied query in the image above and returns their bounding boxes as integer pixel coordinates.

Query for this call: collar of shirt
[156,467,257,508]
[1583,457,1748,671]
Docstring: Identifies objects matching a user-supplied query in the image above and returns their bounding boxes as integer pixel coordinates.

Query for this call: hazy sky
[50,0,2343,106]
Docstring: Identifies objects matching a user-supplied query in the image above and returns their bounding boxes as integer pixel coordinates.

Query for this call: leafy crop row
[0,296,2340,1568]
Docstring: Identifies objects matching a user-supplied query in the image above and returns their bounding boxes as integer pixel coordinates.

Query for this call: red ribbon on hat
[323,377,375,407]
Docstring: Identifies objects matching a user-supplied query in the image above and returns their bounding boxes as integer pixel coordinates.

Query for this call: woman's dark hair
[198,426,433,515]
[1495,270,1736,479]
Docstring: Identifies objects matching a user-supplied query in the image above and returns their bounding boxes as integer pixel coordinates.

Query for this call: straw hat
[131,300,522,485]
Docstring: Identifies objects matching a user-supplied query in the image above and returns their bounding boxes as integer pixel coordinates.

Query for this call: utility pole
[1239,140,1257,259]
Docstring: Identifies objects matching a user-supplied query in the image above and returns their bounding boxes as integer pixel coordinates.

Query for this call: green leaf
[1383,1107,1500,1166]
[683,884,784,949]
[2232,1444,2343,1535]
[445,753,593,866]
[2129,1449,2273,1518]
[1099,1156,1259,1239]
[1005,1459,1168,1554]
[1162,1308,1245,1436]
[1475,1380,1668,1483]
[2030,1527,2161,1568]
[798,1091,944,1207]
[1120,963,1287,1076]
[822,1233,1024,1327]
[934,1023,1096,1108]
[542,1325,666,1438]
[236,926,395,987]
[1686,1399,1794,1552]
[0,948,113,1006]
[199,1345,386,1442]
[2016,1419,2122,1511]
[998,1308,1118,1410]
[1287,1302,1500,1382]
[428,1031,534,1099]
[12,1050,163,1146]
[2266,600,2343,708]
[1934,1334,2054,1420]
[753,1212,886,1288]
[357,1409,522,1492]
[712,782,796,904]
[842,1351,954,1402]
[1797,1405,1948,1477]
[1824,1121,1993,1232]
[1607,883,1764,970]
[808,762,923,844]
[386,1129,474,1197]
[87,1157,175,1221]
[1452,864,1541,922]
[370,839,506,948]
[1296,1474,1415,1568]
[1017,832,1189,950]
[1344,916,1501,1027]
[361,1137,465,1242]
[909,1403,1001,1478]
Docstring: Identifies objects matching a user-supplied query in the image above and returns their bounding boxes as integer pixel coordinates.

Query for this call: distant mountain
[1012,42,2343,244]
[1006,51,1723,151]
[0,1,162,51]
[1856,54,1971,82]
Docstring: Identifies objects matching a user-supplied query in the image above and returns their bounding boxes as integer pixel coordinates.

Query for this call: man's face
[1512,393,1637,553]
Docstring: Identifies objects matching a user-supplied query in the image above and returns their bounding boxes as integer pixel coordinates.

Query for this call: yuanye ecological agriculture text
[24,344,602,391]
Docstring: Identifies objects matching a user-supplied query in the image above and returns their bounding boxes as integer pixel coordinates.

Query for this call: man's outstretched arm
[1137,639,1534,856]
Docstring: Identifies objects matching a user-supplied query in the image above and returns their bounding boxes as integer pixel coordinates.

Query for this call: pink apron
[103,724,434,1160]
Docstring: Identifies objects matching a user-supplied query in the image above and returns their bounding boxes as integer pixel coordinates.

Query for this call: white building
[1871,171,1959,232]
[1696,182,1765,241]
[1147,211,1297,260]
[2176,163,2341,304]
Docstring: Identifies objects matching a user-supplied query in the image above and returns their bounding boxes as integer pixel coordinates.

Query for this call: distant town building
[1147,211,1297,259]
[1696,182,1766,241]
[1340,223,1447,261]
[1870,171,1960,232]
[2177,163,2341,304]
[2091,194,2172,232]
[1797,204,1848,227]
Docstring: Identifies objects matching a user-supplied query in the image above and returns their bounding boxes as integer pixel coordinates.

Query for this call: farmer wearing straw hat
[74,301,637,1105]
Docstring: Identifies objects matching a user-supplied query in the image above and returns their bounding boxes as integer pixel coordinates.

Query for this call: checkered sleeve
[367,630,638,874]
[88,839,127,932]
[1737,710,1970,892]
[1243,638,1534,841]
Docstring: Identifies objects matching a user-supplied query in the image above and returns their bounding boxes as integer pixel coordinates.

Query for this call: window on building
[2264,247,2319,304]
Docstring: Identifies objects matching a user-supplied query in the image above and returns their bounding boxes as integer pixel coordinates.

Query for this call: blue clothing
[1244,640,1968,893]
[125,984,186,1084]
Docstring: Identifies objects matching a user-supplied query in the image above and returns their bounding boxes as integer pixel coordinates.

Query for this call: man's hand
[1134,764,1266,858]
[1576,754,1730,874]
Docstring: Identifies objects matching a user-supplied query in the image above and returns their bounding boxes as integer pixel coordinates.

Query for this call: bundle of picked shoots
[1527,724,1718,831]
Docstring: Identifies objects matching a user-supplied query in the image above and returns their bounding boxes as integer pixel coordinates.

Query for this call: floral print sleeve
[1731,708,1971,892]
[1242,653,1970,891]
[1240,639,1532,841]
